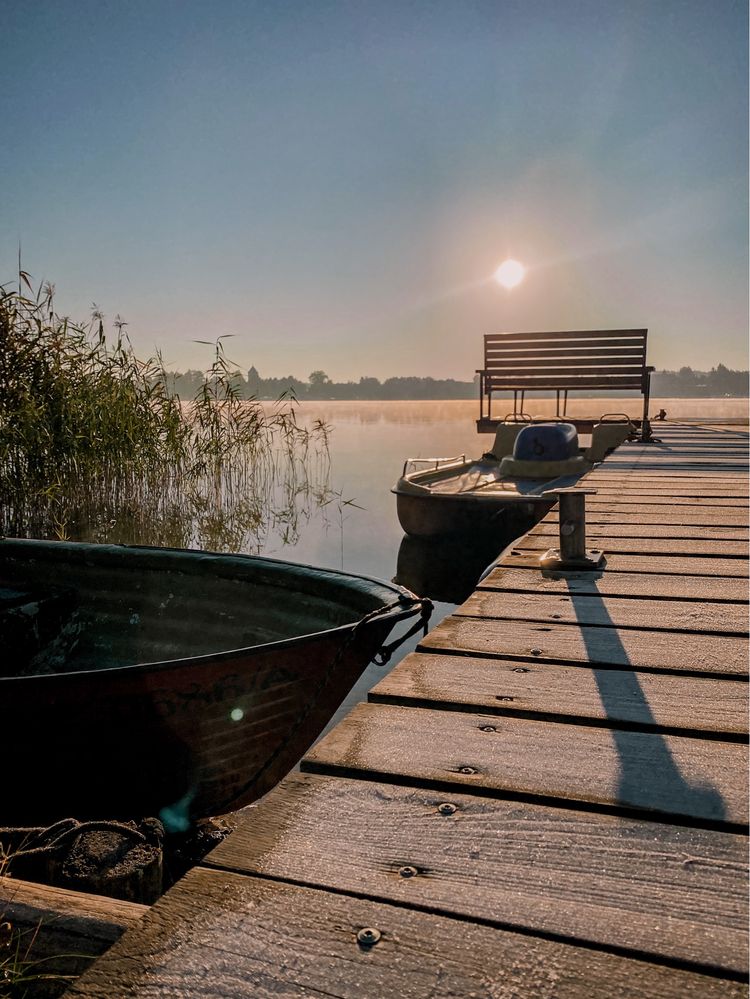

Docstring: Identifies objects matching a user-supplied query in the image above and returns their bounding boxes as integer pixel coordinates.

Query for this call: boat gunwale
[391,482,555,503]
[0,539,419,683]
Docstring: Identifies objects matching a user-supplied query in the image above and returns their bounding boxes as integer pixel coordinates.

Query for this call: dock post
[539,488,604,570]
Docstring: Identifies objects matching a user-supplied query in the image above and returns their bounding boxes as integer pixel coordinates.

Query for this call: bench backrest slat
[485,328,647,344]
[485,346,646,360]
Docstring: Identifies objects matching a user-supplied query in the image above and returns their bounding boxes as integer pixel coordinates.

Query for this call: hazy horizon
[2,1,747,380]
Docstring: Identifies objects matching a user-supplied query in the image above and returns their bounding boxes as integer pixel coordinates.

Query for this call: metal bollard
[539,488,604,570]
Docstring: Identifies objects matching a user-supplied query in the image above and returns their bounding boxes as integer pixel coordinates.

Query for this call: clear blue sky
[1,0,747,379]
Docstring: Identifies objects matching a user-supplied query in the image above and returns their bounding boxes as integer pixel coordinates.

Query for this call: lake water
[261,397,748,726]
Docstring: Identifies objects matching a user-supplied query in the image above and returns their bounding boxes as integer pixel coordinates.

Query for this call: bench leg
[641,375,653,442]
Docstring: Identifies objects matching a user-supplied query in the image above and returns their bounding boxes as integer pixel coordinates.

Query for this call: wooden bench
[477,328,655,438]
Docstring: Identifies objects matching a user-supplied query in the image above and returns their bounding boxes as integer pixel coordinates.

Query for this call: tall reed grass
[0,277,330,551]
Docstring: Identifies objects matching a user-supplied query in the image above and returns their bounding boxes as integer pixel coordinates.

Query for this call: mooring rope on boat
[371,596,433,665]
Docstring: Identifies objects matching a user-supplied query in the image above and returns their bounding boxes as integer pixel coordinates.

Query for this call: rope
[373,597,433,665]
[0,818,148,862]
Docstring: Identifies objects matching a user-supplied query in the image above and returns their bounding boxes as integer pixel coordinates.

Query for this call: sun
[494,259,526,289]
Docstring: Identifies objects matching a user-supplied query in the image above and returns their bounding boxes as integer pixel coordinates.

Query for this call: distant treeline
[164,363,748,400]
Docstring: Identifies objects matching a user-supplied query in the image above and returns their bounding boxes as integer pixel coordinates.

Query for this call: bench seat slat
[487,375,648,389]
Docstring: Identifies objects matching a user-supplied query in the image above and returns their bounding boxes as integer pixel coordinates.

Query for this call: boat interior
[397,418,633,498]
[0,542,392,677]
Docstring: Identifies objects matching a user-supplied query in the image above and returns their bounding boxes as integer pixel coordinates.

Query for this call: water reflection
[395,532,510,605]
[7,444,333,556]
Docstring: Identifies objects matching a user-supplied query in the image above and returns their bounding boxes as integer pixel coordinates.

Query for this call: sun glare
[494,259,526,289]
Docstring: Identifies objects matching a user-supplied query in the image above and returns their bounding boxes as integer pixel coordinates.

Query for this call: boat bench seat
[477,328,654,438]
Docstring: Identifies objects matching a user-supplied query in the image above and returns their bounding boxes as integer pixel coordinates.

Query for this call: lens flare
[494,259,526,289]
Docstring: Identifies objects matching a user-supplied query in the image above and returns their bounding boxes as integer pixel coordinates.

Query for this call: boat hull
[3,624,394,823]
[394,488,553,539]
[0,541,421,823]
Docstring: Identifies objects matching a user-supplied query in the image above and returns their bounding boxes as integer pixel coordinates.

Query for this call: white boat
[393,419,631,538]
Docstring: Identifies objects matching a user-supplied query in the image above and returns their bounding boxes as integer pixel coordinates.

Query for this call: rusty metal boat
[0,539,429,825]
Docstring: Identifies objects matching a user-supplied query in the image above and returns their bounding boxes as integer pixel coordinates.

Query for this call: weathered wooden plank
[486,327,648,341]
[596,452,748,463]
[584,486,749,498]
[586,498,748,520]
[599,444,747,452]
[491,360,647,373]
[586,466,749,476]
[486,344,647,359]
[501,550,749,577]
[616,450,747,457]
[598,445,747,451]
[658,426,748,435]
[587,457,749,464]
[549,507,748,525]
[456,590,748,635]
[516,535,748,557]
[609,442,748,449]
[583,479,749,489]
[598,459,748,466]
[490,375,646,388]
[583,500,749,513]
[67,855,749,995]
[0,877,146,997]
[479,565,749,603]
[584,468,749,476]
[607,437,746,444]
[209,774,748,980]
[603,436,746,445]
[419,615,748,677]
[619,459,746,466]
[632,435,748,441]
[585,469,749,479]
[530,523,748,541]
[370,651,748,736]
[650,427,747,433]
[586,479,749,487]
[303,703,748,827]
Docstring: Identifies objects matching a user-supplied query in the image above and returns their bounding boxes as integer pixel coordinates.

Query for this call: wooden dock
[68,422,748,998]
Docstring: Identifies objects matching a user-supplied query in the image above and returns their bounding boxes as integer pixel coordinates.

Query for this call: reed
[0,277,330,551]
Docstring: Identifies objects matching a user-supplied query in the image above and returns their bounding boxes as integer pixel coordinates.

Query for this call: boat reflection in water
[394,531,512,606]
